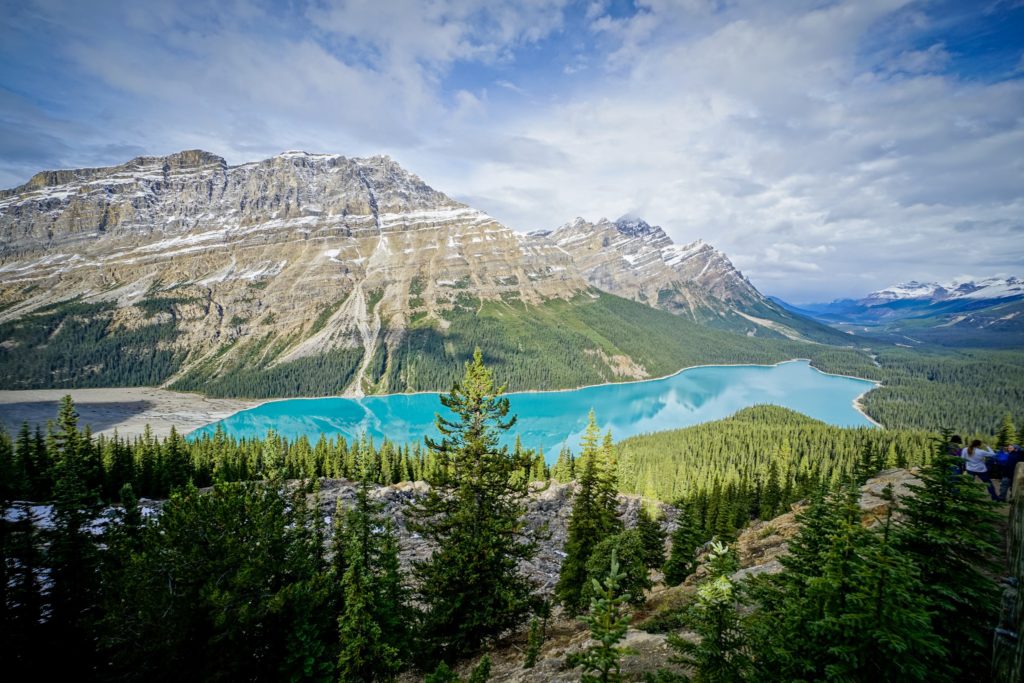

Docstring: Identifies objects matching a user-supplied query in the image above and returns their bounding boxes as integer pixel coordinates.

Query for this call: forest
[2,292,1023,435]
[0,349,1015,681]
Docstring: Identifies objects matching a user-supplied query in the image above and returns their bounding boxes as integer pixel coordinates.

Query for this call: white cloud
[2,0,1022,302]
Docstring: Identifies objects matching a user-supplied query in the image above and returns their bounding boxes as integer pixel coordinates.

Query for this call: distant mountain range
[773,277,1024,347]
[0,149,846,396]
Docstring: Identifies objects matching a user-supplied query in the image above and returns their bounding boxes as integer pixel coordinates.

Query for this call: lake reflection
[190,360,877,459]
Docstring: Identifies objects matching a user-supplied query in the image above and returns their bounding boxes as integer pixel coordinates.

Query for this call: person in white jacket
[961,439,998,500]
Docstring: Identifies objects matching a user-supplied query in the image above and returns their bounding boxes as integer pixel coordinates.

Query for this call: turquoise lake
[191,360,877,459]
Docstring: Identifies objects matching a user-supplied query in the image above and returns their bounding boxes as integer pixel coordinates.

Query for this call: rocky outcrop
[317,478,677,592]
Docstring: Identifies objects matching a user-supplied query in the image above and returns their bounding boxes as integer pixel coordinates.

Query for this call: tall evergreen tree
[557,412,623,615]
[636,505,667,570]
[745,487,838,681]
[45,395,102,673]
[569,550,632,683]
[663,541,751,683]
[663,501,705,586]
[335,465,406,681]
[822,486,942,681]
[995,412,1016,450]
[407,349,539,662]
[895,431,1001,682]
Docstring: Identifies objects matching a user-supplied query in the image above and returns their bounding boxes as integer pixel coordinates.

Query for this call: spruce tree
[552,446,575,482]
[636,506,666,569]
[822,486,942,681]
[557,413,623,615]
[407,349,539,661]
[45,395,102,673]
[996,412,1016,450]
[663,541,751,683]
[895,432,1001,682]
[758,461,782,519]
[335,466,406,681]
[663,502,704,586]
[569,550,632,683]
[583,529,652,606]
[596,431,622,534]
[523,616,543,669]
[745,486,837,681]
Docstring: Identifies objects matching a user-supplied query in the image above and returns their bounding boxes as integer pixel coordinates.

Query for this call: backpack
[992,450,1011,477]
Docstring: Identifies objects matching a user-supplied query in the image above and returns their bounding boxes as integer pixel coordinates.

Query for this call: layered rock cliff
[540,216,837,341]
[0,151,584,394]
[0,150,839,395]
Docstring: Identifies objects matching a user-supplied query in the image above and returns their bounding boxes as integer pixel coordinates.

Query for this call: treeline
[0,356,1010,681]
[611,405,938,537]
[0,403,549,503]
[636,436,1002,683]
[4,291,1024,437]
[1,352,539,681]
[0,299,182,389]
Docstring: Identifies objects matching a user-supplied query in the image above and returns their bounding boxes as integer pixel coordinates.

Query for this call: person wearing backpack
[995,444,1021,502]
[961,439,998,500]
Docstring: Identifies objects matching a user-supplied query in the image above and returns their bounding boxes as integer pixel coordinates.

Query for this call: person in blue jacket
[994,444,1021,502]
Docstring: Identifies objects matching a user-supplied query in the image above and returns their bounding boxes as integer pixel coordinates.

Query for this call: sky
[1,0,1022,302]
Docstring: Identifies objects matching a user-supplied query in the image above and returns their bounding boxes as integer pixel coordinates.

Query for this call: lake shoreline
[0,358,883,439]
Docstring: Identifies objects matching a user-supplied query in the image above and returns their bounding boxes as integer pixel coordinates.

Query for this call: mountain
[776,276,1024,347]
[0,150,841,397]
[542,216,849,343]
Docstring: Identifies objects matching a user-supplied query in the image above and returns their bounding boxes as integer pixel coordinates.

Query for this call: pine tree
[822,486,942,681]
[597,431,622,534]
[161,426,192,494]
[552,446,575,482]
[758,461,782,519]
[467,655,491,683]
[996,412,1016,450]
[895,431,1001,682]
[583,529,652,606]
[664,541,751,683]
[45,395,102,672]
[569,549,632,683]
[335,466,406,681]
[745,486,837,681]
[636,505,666,569]
[523,616,543,669]
[407,349,539,662]
[663,502,704,586]
[557,413,622,615]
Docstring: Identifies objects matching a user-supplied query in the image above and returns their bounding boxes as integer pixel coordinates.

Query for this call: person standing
[961,439,998,501]
[995,444,1022,502]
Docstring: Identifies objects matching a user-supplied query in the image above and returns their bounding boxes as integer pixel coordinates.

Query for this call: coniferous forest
[0,351,1015,681]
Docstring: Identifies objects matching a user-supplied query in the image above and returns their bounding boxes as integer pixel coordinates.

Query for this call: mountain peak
[614,215,655,236]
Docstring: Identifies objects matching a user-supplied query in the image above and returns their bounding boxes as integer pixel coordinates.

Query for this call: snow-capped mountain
[864,277,1024,305]
[0,149,840,394]
[542,216,843,341]
[0,150,585,394]
[776,275,1024,348]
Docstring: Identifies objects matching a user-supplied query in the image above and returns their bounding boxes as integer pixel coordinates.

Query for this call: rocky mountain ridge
[543,215,841,341]
[0,149,833,394]
[864,276,1024,305]
[777,274,1024,348]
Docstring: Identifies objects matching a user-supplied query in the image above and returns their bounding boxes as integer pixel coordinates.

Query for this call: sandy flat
[0,387,262,440]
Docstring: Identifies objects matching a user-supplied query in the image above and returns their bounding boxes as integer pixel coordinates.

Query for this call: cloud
[1,0,1022,302]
